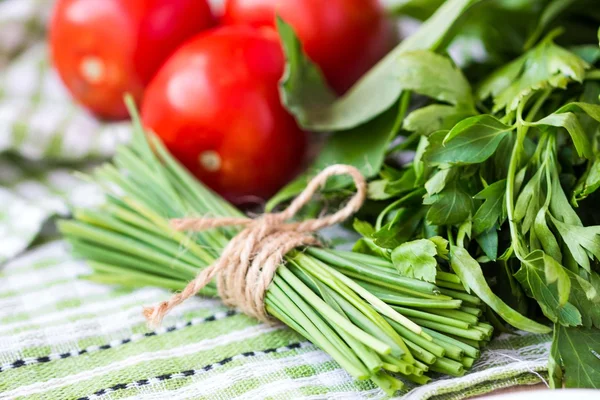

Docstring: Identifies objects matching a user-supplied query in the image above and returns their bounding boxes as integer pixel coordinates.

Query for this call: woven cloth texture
[0,1,551,399]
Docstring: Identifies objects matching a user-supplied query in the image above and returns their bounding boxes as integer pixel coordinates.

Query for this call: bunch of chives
[308,249,491,378]
[59,98,489,395]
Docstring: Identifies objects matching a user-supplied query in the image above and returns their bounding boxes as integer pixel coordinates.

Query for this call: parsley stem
[506,90,552,260]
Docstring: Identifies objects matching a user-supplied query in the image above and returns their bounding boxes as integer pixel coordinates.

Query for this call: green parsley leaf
[548,325,563,389]
[425,115,514,165]
[368,180,394,201]
[544,254,571,306]
[276,16,336,125]
[385,169,417,197]
[424,165,454,196]
[526,112,593,159]
[373,208,426,249]
[424,180,474,226]
[473,179,506,236]
[450,247,552,333]
[514,167,544,234]
[353,219,376,237]
[556,102,600,122]
[573,157,600,205]
[533,207,563,263]
[391,239,438,283]
[429,236,449,259]
[555,326,600,388]
[404,105,475,137]
[478,34,589,112]
[514,250,579,326]
[549,170,582,226]
[474,227,499,261]
[551,217,600,272]
[566,271,600,328]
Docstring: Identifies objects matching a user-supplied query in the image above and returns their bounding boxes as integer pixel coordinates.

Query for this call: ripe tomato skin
[222,0,395,94]
[141,27,307,202]
[50,0,214,120]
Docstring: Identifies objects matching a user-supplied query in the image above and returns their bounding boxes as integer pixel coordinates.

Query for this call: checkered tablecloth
[0,1,552,399]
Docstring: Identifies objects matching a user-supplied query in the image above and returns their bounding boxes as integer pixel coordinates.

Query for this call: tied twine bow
[143,164,367,327]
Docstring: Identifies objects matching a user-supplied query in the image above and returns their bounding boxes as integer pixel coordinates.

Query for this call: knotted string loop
[143,164,367,326]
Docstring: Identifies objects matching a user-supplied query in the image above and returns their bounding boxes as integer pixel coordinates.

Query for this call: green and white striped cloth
[0,1,553,398]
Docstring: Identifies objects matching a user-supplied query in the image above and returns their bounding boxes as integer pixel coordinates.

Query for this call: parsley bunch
[275,0,600,388]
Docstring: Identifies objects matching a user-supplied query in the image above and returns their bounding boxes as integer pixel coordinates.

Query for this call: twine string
[143,164,367,327]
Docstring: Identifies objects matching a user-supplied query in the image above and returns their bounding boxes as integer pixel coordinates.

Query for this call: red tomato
[222,0,395,94]
[50,0,214,120]
[141,27,307,202]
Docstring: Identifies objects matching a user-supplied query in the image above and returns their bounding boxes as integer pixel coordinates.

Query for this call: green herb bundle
[272,0,600,389]
[60,100,492,394]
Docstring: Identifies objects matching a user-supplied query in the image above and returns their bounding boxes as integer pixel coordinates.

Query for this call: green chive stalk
[60,98,488,395]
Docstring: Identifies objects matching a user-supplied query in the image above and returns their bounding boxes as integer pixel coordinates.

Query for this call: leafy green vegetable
[573,157,600,204]
[353,219,376,237]
[274,0,600,388]
[368,180,394,200]
[544,255,571,306]
[404,105,475,137]
[533,207,562,262]
[391,239,438,283]
[551,217,600,272]
[424,165,454,196]
[555,326,600,388]
[424,180,474,226]
[478,32,589,112]
[515,251,580,326]
[556,102,600,120]
[385,168,417,197]
[526,112,593,159]
[425,115,514,165]
[473,180,506,236]
[548,325,563,388]
[429,236,449,259]
[278,0,481,131]
[276,16,336,122]
[450,247,551,333]
[390,51,474,109]
[374,207,425,249]
[567,271,600,328]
